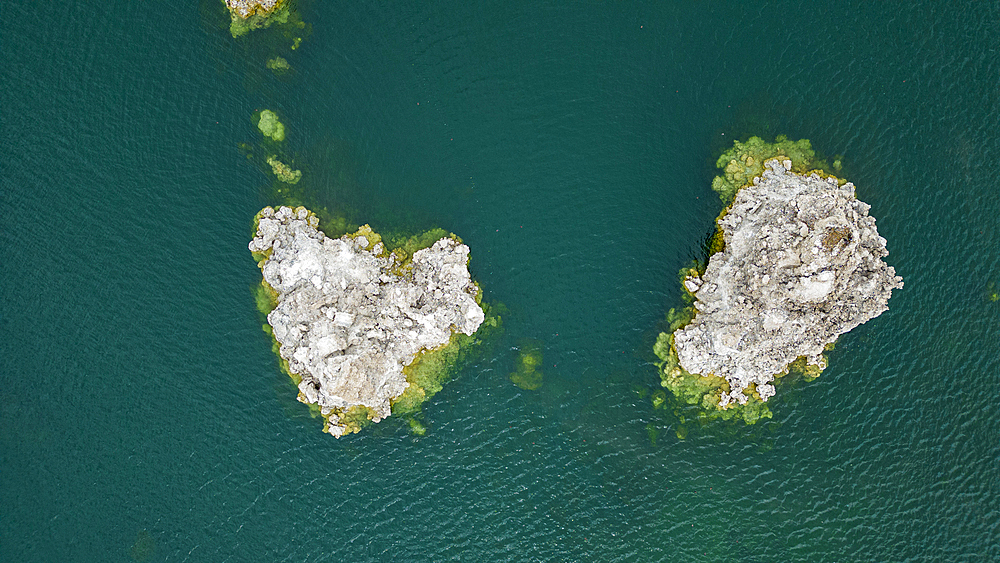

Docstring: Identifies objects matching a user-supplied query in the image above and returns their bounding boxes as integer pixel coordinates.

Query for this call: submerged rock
[509,340,544,391]
[266,56,292,74]
[266,156,301,184]
[249,206,485,437]
[673,159,903,408]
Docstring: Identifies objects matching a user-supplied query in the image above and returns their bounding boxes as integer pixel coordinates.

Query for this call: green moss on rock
[654,300,775,426]
[266,56,291,74]
[710,135,831,202]
[391,302,502,428]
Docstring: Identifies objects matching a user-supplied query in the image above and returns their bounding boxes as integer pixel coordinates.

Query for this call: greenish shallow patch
[256,109,286,142]
[509,339,544,390]
[128,530,155,562]
[266,56,292,74]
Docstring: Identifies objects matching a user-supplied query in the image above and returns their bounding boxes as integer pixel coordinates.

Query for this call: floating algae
[250,206,498,437]
[256,109,286,142]
[654,138,902,425]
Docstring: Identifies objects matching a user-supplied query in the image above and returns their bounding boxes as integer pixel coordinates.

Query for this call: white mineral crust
[674,159,903,407]
[249,206,485,436]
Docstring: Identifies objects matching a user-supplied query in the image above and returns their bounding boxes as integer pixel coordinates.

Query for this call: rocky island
[250,206,487,437]
[655,141,902,425]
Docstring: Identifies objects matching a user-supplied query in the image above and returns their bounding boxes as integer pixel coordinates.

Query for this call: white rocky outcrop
[249,206,485,436]
[674,159,903,407]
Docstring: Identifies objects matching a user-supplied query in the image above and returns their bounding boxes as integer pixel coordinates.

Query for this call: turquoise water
[3,1,998,561]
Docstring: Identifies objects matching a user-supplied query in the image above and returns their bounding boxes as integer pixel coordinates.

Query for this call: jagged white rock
[249,206,485,436]
[674,159,903,407]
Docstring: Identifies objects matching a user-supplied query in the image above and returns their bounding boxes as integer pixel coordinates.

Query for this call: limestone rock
[249,206,485,436]
[674,159,903,407]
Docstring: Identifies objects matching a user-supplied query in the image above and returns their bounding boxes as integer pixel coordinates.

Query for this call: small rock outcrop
[673,159,903,408]
[249,206,485,437]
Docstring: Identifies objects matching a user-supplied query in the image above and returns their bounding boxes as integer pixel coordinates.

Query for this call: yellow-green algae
[655,136,839,425]
[650,389,667,410]
[710,135,837,202]
[509,340,544,390]
[266,56,291,74]
[251,207,501,436]
[256,110,286,142]
[393,302,502,416]
[266,156,301,184]
[225,0,303,40]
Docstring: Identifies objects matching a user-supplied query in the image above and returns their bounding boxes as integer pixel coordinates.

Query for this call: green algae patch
[654,304,775,426]
[711,135,834,202]
[392,302,503,429]
[650,389,667,410]
[646,423,660,446]
[257,110,286,141]
[266,156,301,183]
[226,0,297,38]
[252,279,278,316]
[266,56,291,74]
[509,340,544,390]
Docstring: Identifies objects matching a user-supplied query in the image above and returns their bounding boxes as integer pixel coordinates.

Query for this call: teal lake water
[3,1,998,561]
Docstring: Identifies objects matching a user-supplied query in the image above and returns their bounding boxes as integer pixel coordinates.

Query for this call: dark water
[3,1,998,561]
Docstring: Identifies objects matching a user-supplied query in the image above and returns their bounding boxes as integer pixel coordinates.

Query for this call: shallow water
[2,1,998,561]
